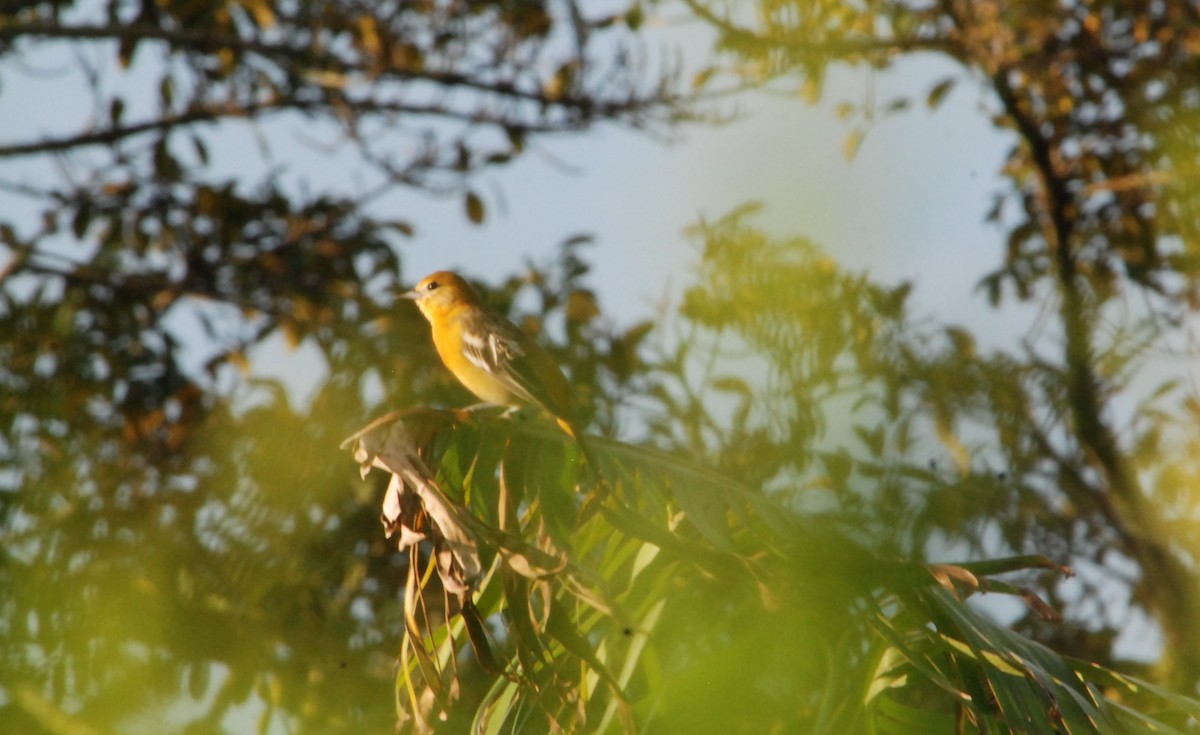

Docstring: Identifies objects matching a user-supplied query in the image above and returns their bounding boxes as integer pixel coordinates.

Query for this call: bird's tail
[556,416,605,490]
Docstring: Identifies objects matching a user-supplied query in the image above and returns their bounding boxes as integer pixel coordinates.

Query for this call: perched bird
[401,270,585,444]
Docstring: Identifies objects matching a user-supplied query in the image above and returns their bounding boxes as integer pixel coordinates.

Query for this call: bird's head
[400,270,479,319]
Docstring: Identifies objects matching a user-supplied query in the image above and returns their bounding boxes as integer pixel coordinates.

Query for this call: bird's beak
[397,288,421,301]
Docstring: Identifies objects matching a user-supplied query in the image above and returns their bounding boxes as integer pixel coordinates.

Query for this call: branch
[0,21,655,114]
[0,92,648,160]
[0,104,236,158]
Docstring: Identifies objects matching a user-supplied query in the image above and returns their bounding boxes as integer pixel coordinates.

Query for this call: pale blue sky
[232,49,1033,403]
[0,13,1027,387]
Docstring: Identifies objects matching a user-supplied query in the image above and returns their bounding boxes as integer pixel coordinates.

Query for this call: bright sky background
[242,39,1037,405]
[0,9,1030,390]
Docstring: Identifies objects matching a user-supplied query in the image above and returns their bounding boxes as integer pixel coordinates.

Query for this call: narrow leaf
[927,77,956,109]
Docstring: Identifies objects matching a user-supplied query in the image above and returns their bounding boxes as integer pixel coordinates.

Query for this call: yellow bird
[401,270,586,444]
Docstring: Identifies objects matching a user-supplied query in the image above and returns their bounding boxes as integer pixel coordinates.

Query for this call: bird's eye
[425,281,439,291]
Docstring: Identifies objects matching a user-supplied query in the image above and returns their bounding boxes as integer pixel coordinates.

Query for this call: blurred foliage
[0,242,654,733]
[682,0,1200,694]
[341,403,1200,734]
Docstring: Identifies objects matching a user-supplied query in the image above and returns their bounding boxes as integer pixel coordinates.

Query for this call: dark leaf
[926,77,956,109]
[464,190,485,224]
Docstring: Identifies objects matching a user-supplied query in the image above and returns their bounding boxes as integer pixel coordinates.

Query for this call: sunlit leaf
[693,66,717,90]
[843,128,866,161]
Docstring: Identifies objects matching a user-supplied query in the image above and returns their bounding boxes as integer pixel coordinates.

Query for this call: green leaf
[926,77,956,109]
[625,3,644,30]
[465,190,485,224]
[693,66,716,90]
[872,695,958,734]
[843,128,866,161]
[473,677,520,735]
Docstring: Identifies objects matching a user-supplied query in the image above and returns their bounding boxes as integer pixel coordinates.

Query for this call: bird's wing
[460,315,571,417]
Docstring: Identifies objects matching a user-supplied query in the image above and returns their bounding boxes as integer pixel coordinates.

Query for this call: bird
[401,270,588,446]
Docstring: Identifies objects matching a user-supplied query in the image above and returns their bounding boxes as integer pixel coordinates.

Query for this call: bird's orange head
[401,270,480,321]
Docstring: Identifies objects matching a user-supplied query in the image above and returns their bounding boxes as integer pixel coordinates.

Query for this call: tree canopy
[681,0,1200,690]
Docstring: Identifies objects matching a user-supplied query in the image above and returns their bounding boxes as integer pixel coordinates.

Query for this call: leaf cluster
[337,397,1200,733]
[683,0,1200,692]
